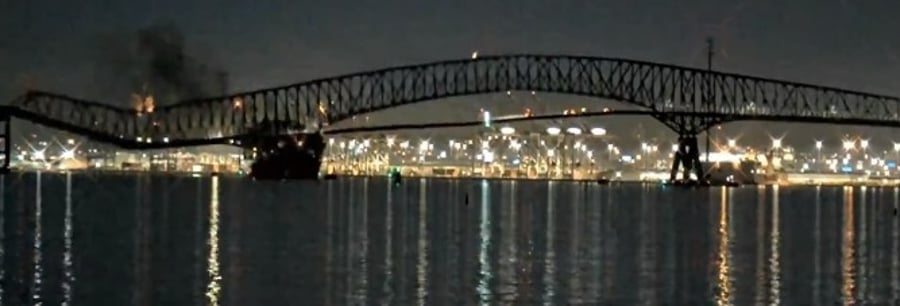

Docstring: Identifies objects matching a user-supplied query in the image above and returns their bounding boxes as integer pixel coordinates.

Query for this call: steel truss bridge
[3,54,900,180]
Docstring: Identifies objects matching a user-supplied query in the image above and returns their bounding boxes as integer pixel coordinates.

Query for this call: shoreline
[333,174,900,188]
[8,169,900,188]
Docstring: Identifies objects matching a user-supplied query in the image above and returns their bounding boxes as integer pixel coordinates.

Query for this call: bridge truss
[7,54,900,180]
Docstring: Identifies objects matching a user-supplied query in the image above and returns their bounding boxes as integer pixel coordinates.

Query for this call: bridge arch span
[13,54,900,143]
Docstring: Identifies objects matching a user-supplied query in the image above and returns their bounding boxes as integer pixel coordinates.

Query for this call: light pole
[894,142,900,161]
[547,148,556,178]
[545,127,562,178]
[861,139,869,158]
[640,142,647,169]
[607,143,615,163]
[566,127,582,176]
[815,140,823,168]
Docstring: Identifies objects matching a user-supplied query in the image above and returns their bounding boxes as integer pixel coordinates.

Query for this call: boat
[248,132,326,180]
[388,167,402,185]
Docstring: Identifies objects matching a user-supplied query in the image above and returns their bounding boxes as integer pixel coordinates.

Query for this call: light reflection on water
[542,181,556,306]
[355,178,369,305]
[477,179,492,305]
[205,176,222,305]
[1,174,900,305]
[381,179,393,305]
[0,176,5,306]
[843,186,856,305]
[31,172,43,306]
[813,186,823,306]
[753,185,766,305]
[62,173,73,306]
[714,187,732,306]
[415,180,427,306]
[893,188,899,303]
[769,185,781,306]
[638,185,659,305]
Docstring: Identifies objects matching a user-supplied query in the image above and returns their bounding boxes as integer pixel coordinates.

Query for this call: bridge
[3,54,900,181]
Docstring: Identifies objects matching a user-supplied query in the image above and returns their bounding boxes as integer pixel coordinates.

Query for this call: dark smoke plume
[92,23,228,107]
[135,24,228,102]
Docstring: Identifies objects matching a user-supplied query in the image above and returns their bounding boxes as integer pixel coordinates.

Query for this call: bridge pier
[669,134,703,182]
[659,114,724,183]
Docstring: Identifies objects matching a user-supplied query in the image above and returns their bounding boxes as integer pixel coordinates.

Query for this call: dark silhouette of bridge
[3,54,900,181]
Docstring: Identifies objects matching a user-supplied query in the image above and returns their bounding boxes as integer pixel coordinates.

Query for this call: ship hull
[248,133,326,180]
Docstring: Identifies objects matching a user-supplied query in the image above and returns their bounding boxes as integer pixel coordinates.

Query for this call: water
[1,173,899,305]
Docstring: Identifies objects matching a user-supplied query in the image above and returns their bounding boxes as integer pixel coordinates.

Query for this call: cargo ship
[239,120,327,180]
[247,132,326,180]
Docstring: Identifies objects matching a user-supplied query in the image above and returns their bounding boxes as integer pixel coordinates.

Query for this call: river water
[0,173,898,305]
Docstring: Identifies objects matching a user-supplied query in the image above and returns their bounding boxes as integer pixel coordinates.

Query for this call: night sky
[3,0,900,147]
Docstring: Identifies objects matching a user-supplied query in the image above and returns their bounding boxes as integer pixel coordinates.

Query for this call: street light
[509,140,521,151]
[482,150,494,163]
[546,127,561,135]
[771,138,782,149]
[892,142,900,163]
[590,127,607,136]
[566,127,582,135]
[815,140,823,164]
[727,138,736,148]
[861,139,869,150]
[499,126,516,135]
[842,140,855,151]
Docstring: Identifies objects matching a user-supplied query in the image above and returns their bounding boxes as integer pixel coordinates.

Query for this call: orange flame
[132,93,155,114]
